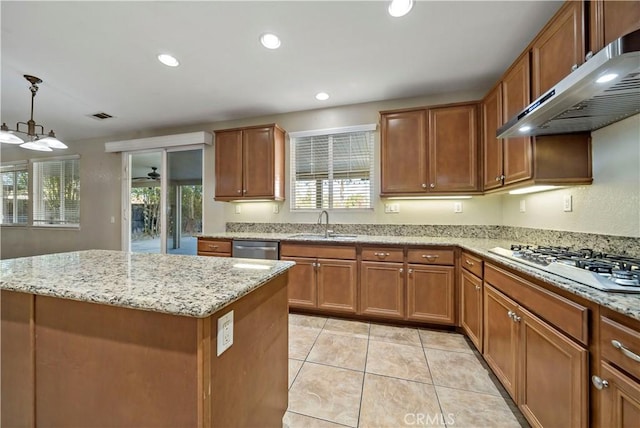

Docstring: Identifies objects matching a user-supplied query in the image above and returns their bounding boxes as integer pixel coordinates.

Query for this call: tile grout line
[286,410,353,428]
[355,320,371,428]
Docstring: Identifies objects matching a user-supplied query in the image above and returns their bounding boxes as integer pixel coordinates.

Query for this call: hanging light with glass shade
[0,74,67,151]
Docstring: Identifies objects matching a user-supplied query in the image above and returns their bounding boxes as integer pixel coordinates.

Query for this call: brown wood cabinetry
[482,83,504,191]
[380,103,479,196]
[360,260,405,319]
[590,0,640,53]
[197,238,232,257]
[460,252,483,351]
[406,264,455,324]
[281,243,357,313]
[593,311,640,428]
[214,124,285,201]
[380,110,427,194]
[531,0,585,99]
[427,105,479,192]
[483,266,588,428]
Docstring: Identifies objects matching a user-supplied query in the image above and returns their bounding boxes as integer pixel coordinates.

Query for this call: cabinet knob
[475,285,481,291]
[399,268,404,274]
[496,176,501,181]
[585,51,593,61]
[408,269,413,275]
[243,189,247,193]
[591,376,609,390]
[611,339,640,363]
[430,183,435,188]
[571,64,578,72]
[422,183,427,189]
[465,260,474,266]
[237,190,242,193]
[500,174,505,180]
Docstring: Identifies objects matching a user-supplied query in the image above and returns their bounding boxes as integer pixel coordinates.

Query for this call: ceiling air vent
[90,112,113,120]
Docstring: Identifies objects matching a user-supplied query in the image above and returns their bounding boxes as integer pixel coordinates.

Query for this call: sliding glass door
[124,147,202,255]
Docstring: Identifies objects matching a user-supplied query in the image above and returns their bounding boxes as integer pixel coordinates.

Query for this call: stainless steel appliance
[489,245,640,293]
[232,240,279,260]
[498,28,640,138]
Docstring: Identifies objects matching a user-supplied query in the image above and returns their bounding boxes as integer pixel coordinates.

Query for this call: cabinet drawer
[485,264,588,344]
[280,243,356,260]
[362,247,404,263]
[600,316,640,380]
[461,251,483,277]
[197,239,231,254]
[407,248,454,265]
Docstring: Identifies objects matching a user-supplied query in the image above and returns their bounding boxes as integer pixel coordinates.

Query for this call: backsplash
[226,222,640,257]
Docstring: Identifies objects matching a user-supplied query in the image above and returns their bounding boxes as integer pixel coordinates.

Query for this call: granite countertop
[0,250,295,318]
[200,232,640,321]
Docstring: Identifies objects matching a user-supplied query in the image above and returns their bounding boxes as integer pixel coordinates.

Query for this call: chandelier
[0,74,67,152]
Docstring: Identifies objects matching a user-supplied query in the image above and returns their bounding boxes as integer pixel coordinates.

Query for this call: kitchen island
[0,250,294,427]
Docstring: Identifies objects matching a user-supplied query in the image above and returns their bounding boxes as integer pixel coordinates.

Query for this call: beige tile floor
[284,314,529,428]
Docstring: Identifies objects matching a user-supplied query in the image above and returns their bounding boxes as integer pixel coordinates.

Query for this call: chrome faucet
[317,210,331,238]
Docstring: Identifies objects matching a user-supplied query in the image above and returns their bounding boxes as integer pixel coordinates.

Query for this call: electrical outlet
[453,202,463,213]
[563,195,573,212]
[273,204,279,214]
[519,200,526,213]
[384,203,400,213]
[110,216,115,224]
[235,204,241,214]
[217,310,234,356]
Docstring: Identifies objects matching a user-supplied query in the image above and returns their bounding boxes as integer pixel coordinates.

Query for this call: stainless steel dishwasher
[232,240,280,260]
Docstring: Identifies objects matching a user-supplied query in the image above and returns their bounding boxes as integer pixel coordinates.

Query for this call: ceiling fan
[132,167,160,182]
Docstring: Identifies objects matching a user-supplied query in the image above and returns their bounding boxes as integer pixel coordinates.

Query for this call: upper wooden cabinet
[482,83,503,191]
[531,0,585,99]
[380,110,428,194]
[214,124,285,201]
[590,0,640,53]
[380,103,479,196]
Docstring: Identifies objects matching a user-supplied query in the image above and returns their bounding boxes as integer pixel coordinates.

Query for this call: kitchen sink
[287,233,358,241]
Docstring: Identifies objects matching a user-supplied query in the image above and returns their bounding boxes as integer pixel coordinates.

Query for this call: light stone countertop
[200,232,640,321]
[0,250,295,318]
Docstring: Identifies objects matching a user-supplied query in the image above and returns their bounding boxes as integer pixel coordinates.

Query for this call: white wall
[501,114,640,237]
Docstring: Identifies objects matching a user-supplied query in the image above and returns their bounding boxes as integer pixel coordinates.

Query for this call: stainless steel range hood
[498,29,640,138]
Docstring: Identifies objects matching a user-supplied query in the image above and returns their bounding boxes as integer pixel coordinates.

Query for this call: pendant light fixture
[0,74,67,151]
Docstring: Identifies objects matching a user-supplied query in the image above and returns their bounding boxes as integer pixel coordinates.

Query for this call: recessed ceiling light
[315,92,330,101]
[260,33,281,49]
[596,73,618,83]
[388,0,414,17]
[158,54,179,67]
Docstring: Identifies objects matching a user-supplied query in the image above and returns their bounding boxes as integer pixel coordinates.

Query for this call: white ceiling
[1,1,562,145]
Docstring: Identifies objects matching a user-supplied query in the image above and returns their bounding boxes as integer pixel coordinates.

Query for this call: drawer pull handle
[374,252,390,257]
[465,260,474,266]
[208,244,219,249]
[421,254,439,260]
[611,340,640,363]
[591,375,609,390]
[507,310,521,322]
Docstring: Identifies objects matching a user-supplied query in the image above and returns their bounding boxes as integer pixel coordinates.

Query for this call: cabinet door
[380,110,428,194]
[483,284,519,400]
[482,84,503,191]
[317,259,357,314]
[590,0,640,52]
[406,264,455,325]
[360,261,404,319]
[502,53,532,185]
[427,104,479,192]
[242,126,275,198]
[214,130,243,199]
[281,257,316,309]
[461,269,483,351]
[518,307,588,428]
[597,361,640,428]
[531,1,585,99]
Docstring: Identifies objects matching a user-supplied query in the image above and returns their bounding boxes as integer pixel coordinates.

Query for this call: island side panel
[1,290,35,428]
[209,272,289,428]
[34,296,199,427]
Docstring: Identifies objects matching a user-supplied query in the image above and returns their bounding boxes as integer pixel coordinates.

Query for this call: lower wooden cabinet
[282,251,357,314]
[197,238,232,257]
[460,268,483,351]
[360,261,404,319]
[484,283,588,428]
[406,264,454,324]
[594,361,640,428]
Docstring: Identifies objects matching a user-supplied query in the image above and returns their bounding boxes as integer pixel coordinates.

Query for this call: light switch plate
[235,204,241,214]
[384,203,400,213]
[453,202,463,213]
[563,195,573,212]
[519,200,526,213]
[273,204,279,214]
[217,310,234,356]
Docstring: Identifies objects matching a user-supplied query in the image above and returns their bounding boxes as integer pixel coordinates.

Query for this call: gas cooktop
[489,245,640,294]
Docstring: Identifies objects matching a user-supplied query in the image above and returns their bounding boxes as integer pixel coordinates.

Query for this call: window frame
[0,161,29,226]
[289,124,376,212]
[31,155,81,228]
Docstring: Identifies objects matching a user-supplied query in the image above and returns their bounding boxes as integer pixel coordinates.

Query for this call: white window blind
[33,157,80,226]
[291,129,374,210]
[1,163,28,225]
